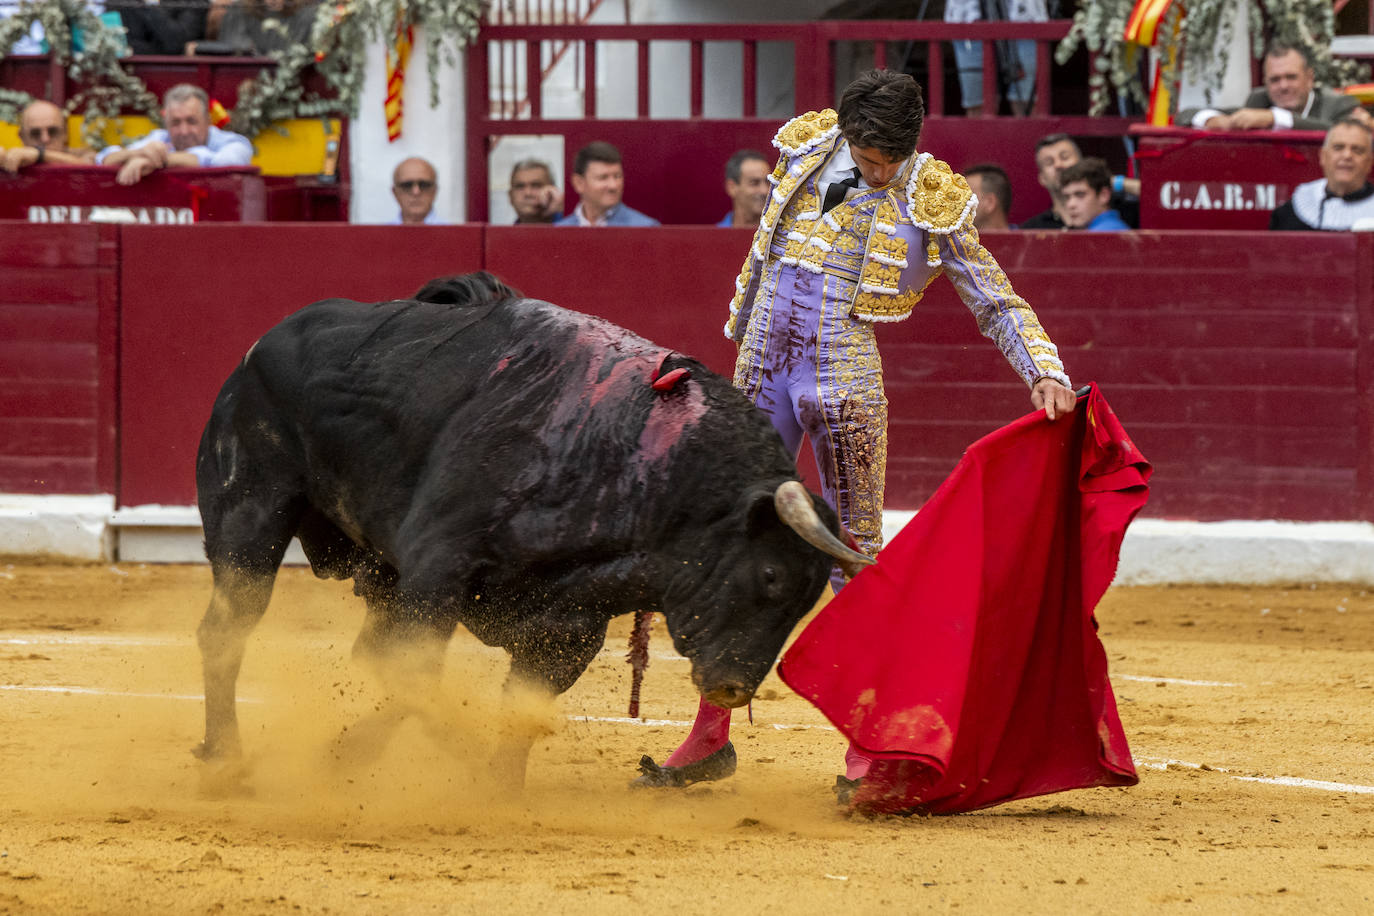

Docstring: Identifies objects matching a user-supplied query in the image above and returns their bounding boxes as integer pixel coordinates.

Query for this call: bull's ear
[740,483,785,536]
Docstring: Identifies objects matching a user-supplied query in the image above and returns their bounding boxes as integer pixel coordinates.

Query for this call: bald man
[2,100,95,173]
[390,157,444,225]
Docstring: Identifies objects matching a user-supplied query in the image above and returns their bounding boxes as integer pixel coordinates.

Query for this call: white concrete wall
[562,0,831,128]
[0,495,113,561]
[1174,0,1253,111]
[349,27,467,224]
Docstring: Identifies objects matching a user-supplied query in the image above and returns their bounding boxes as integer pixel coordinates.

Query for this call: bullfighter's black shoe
[832,775,863,805]
[631,741,737,788]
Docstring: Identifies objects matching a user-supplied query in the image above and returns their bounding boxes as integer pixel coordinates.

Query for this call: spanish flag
[1123,0,1182,125]
[208,98,231,129]
[384,21,413,142]
[779,384,1148,815]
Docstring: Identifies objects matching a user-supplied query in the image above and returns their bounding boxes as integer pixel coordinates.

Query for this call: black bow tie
[822,167,862,214]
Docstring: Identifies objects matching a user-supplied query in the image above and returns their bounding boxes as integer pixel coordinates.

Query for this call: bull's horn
[773,481,876,579]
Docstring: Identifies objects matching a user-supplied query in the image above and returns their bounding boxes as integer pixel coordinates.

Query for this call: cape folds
[779,383,1150,815]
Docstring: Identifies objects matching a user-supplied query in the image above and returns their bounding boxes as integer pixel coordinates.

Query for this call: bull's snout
[702,684,754,709]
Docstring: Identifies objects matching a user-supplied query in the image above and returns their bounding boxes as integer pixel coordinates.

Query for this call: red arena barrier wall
[117,224,486,507]
[0,224,118,494]
[2,222,1371,522]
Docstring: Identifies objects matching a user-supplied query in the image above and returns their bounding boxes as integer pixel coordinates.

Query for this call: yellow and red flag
[1124,0,1182,126]
[208,98,231,128]
[384,20,413,142]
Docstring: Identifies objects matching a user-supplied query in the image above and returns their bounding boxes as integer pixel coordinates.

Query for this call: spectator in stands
[964,162,1014,230]
[97,84,252,185]
[105,0,209,55]
[1269,119,1374,230]
[1178,43,1360,132]
[555,141,659,226]
[190,0,317,56]
[2,100,96,173]
[945,0,1045,117]
[5,1,130,55]
[717,149,770,227]
[1021,133,1140,229]
[1058,158,1130,231]
[508,159,562,224]
[390,156,443,225]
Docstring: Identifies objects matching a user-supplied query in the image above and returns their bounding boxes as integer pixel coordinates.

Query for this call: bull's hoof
[833,775,863,806]
[191,738,240,762]
[630,741,736,789]
[196,757,255,799]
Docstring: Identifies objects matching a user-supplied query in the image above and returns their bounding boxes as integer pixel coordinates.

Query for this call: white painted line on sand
[1232,775,1374,794]
[0,683,263,703]
[1115,675,1245,688]
[1134,754,1374,795]
[2,634,187,647]
[10,637,1250,691]
[9,683,1369,797]
[568,714,837,731]
[568,715,695,728]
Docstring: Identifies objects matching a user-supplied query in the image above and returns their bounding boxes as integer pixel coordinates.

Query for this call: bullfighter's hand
[1031,377,1076,421]
[1228,108,1276,130]
[116,155,158,186]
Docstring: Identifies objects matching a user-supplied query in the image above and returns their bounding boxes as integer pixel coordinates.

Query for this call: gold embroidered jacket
[724,109,1070,390]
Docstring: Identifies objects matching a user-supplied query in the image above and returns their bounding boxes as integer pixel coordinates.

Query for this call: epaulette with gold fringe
[905,154,977,267]
[773,109,841,157]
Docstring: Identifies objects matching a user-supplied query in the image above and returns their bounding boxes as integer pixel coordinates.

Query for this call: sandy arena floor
[0,562,1371,914]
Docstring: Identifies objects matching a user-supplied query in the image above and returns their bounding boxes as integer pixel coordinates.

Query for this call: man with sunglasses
[2,100,96,173]
[390,157,444,225]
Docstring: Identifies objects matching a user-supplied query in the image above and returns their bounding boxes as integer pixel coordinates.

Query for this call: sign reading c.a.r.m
[1158,182,1283,212]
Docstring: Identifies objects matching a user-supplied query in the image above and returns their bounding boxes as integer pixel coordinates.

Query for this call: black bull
[193,281,870,782]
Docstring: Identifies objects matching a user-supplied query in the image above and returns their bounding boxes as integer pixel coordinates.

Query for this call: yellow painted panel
[251,118,339,176]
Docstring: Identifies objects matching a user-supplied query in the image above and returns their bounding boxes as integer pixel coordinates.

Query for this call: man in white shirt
[97,84,252,185]
[1269,118,1374,230]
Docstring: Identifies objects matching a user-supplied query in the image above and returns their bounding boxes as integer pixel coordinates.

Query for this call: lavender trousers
[733,254,890,587]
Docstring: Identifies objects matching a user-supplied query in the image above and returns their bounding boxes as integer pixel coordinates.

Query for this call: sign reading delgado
[0,166,267,222]
[27,205,196,224]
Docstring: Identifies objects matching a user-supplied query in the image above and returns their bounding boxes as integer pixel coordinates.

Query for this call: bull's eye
[762,566,777,584]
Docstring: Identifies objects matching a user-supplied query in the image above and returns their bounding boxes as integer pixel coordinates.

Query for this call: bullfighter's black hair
[412,271,523,306]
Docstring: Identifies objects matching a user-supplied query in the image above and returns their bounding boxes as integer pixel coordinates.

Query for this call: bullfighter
[634,68,1077,794]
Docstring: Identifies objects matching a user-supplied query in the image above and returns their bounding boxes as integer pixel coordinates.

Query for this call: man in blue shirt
[98,84,252,186]
[716,149,770,227]
[1058,158,1130,231]
[555,141,659,226]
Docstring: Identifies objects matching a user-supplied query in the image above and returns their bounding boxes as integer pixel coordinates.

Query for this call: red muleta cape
[778,383,1150,815]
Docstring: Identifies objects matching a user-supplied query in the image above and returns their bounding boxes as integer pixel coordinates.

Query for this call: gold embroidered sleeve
[939,224,1071,389]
